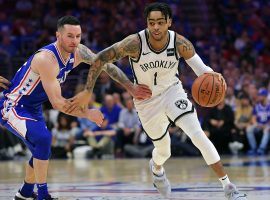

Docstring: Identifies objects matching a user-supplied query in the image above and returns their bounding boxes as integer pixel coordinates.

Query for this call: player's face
[147,11,172,41]
[57,25,81,53]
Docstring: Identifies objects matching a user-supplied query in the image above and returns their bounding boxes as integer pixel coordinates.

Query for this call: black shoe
[14,190,37,200]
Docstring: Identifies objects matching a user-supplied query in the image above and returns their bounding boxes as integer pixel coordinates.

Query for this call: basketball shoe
[224,183,247,200]
[149,159,171,198]
[13,190,37,200]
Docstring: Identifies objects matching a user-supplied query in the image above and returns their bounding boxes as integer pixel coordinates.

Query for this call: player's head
[56,16,81,53]
[144,2,172,41]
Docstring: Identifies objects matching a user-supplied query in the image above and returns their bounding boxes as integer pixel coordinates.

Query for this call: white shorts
[134,82,195,141]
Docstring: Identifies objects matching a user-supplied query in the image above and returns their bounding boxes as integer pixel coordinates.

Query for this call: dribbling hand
[204,71,227,91]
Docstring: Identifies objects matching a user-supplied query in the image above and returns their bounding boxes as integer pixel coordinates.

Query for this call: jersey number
[154,72,157,85]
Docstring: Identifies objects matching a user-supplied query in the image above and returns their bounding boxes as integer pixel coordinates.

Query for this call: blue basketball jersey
[253,102,270,124]
[0,42,75,120]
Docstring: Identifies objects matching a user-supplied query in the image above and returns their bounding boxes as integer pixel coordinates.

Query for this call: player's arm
[0,76,11,90]
[176,34,226,89]
[84,34,140,93]
[75,43,151,99]
[64,35,143,113]
[175,34,213,76]
[31,52,103,125]
[75,44,132,85]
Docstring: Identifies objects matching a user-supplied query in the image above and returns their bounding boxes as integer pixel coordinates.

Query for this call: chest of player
[56,58,74,84]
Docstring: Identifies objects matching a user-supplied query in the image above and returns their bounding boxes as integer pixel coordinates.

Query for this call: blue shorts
[0,105,52,160]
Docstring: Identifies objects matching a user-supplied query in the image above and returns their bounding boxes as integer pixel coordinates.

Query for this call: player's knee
[189,131,220,165]
[33,132,52,160]
[36,131,52,147]
[189,130,205,143]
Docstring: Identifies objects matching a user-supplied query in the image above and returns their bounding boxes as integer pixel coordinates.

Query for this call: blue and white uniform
[0,42,74,160]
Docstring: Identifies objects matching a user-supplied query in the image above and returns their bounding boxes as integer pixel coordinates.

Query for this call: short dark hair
[57,16,80,30]
[144,2,172,21]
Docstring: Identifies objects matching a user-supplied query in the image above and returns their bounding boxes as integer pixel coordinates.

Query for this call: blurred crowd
[0,0,270,160]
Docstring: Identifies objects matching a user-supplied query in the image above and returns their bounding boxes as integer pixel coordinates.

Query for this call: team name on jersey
[140,60,177,72]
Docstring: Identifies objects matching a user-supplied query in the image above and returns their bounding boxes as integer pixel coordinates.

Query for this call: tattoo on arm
[78,44,94,65]
[103,63,130,85]
[176,35,195,58]
[85,35,140,92]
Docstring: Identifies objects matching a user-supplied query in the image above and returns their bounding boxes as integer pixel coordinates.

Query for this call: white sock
[152,165,164,176]
[219,175,231,188]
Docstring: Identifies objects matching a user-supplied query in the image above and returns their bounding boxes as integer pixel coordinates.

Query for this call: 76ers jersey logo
[175,99,188,110]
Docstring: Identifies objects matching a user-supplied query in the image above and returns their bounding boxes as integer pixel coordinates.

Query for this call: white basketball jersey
[129,29,180,97]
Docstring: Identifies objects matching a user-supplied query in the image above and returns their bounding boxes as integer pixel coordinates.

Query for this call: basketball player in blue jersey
[67,3,247,200]
[0,16,151,200]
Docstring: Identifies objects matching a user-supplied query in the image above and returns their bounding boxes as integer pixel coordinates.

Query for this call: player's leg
[25,119,57,200]
[14,157,37,200]
[149,133,171,198]
[134,98,171,197]
[174,112,247,199]
[1,120,38,200]
[151,133,171,175]
[25,157,35,183]
[144,120,171,197]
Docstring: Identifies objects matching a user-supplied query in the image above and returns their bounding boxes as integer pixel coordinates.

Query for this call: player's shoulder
[33,51,57,64]
[31,51,58,74]
[116,34,141,57]
[174,33,195,58]
[175,33,188,42]
[121,33,140,46]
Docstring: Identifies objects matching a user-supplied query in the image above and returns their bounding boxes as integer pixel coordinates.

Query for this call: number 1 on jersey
[154,72,157,85]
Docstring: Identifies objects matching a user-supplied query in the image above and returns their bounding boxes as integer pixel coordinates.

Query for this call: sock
[219,175,231,188]
[37,183,49,200]
[20,181,35,197]
[152,165,164,176]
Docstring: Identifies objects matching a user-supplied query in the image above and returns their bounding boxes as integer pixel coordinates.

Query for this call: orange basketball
[191,73,226,107]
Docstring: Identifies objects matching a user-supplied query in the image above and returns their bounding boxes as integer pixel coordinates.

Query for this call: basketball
[192,73,226,107]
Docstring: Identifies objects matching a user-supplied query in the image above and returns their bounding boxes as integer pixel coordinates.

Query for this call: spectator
[115,98,142,157]
[203,100,235,154]
[84,116,116,159]
[229,92,253,154]
[100,94,122,129]
[246,88,270,155]
[51,113,79,159]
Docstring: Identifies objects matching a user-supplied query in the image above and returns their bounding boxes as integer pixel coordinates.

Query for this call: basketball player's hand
[64,90,92,113]
[129,84,152,100]
[204,72,227,91]
[0,76,11,90]
[86,109,104,127]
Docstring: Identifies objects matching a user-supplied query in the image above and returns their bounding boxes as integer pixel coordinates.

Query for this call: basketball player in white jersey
[66,3,247,200]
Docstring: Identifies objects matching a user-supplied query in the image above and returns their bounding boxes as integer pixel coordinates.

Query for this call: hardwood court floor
[0,156,270,199]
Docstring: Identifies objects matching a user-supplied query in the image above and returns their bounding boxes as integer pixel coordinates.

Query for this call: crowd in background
[0,0,270,160]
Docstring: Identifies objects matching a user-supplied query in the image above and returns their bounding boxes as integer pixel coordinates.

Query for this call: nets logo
[175,99,188,110]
